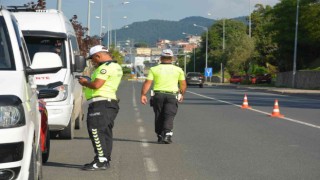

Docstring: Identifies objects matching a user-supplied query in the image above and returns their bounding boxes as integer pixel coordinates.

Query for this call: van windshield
[24,37,66,68]
[0,17,14,70]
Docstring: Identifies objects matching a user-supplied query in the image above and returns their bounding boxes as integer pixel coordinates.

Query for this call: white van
[0,7,62,179]
[13,9,86,139]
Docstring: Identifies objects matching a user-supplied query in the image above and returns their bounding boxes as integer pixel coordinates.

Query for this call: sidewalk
[204,82,320,97]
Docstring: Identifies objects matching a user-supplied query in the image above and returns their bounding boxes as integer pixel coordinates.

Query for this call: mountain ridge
[105,16,246,47]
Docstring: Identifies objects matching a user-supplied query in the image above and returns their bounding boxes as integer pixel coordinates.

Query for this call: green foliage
[270,0,320,71]
[122,67,132,74]
[251,65,268,75]
[251,4,278,66]
[134,42,149,48]
[109,47,124,64]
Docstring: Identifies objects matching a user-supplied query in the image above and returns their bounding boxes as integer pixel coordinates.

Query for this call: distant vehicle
[186,72,205,88]
[251,74,272,84]
[229,75,243,84]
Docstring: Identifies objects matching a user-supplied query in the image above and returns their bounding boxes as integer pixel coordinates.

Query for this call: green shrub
[122,67,132,74]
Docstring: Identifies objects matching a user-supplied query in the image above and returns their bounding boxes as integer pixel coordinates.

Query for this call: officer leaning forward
[78,45,123,170]
[140,49,187,144]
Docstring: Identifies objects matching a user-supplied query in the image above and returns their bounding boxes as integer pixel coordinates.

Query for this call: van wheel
[75,109,83,130]
[42,128,50,163]
[59,119,74,139]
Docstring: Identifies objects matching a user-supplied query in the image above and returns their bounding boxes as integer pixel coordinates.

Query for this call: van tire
[59,119,74,139]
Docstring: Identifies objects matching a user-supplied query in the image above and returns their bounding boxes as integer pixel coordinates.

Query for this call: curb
[204,82,320,97]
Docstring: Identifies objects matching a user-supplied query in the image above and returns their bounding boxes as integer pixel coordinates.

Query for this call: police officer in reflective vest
[78,45,123,170]
[141,49,187,144]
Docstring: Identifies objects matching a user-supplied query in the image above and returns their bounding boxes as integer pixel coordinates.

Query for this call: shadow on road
[113,137,158,144]
[73,136,159,144]
[44,162,83,169]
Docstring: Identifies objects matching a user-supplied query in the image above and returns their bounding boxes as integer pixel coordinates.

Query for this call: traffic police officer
[141,49,187,144]
[78,45,123,170]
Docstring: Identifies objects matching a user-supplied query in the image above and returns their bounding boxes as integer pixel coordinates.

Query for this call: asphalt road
[43,81,320,180]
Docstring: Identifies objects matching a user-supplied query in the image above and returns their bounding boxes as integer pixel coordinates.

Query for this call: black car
[252,74,272,84]
[186,72,205,88]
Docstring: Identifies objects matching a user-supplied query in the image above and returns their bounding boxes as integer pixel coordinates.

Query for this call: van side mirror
[47,81,63,89]
[38,89,59,99]
[74,55,86,72]
[26,52,63,75]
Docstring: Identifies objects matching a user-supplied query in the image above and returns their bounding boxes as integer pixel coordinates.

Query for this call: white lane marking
[132,82,160,180]
[132,82,137,107]
[141,139,149,147]
[139,126,145,134]
[137,118,143,123]
[188,91,320,130]
[144,157,158,172]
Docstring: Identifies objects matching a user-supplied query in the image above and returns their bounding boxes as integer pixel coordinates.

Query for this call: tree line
[183,0,320,77]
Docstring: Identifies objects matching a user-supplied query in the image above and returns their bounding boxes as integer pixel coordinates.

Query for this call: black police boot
[162,131,173,144]
[82,159,110,171]
[157,134,163,143]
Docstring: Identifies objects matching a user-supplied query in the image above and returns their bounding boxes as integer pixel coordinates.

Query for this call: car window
[0,17,15,70]
[11,15,31,67]
[24,37,66,67]
[187,72,201,77]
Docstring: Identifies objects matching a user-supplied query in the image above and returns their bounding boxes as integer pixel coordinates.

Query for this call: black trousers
[152,93,178,135]
[87,100,119,160]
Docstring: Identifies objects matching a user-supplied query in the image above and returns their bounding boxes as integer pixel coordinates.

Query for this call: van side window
[11,16,30,67]
[0,17,14,70]
[24,37,67,68]
[69,35,79,54]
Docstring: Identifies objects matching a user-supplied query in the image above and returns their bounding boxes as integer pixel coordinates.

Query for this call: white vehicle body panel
[0,8,42,180]
[14,10,83,132]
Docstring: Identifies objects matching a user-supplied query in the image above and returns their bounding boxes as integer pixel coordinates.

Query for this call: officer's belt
[154,90,178,95]
[87,97,117,104]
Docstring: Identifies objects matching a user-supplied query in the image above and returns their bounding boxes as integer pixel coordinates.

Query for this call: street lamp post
[193,24,208,71]
[105,1,130,48]
[249,0,252,37]
[292,0,300,88]
[87,0,95,36]
[182,32,197,72]
[99,0,103,44]
[57,0,62,11]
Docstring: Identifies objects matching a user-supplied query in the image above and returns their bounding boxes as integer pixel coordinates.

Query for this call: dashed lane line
[132,82,160,179]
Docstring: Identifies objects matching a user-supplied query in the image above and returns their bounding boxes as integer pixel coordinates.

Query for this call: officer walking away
[78,45,123,170]
[140,49,187,144]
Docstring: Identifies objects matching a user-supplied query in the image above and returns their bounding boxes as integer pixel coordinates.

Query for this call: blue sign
[204,67,212,77]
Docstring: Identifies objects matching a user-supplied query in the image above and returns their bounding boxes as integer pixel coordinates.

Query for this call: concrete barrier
[276,71,320,89]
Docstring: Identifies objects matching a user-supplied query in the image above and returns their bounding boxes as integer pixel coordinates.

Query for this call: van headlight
[0,104,25,128]
[45,84,68,102]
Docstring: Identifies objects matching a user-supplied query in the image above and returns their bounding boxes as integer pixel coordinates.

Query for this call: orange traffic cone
[269,99,284,118]
[241,94,251,109]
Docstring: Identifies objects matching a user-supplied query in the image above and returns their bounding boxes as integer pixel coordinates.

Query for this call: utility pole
[292,0,300,88]
[57,0,62,11]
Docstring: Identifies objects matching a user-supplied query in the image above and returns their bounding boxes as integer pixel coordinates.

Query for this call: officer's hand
[178,94,184,103]
[78,77,88,86]
[141,95,148,105]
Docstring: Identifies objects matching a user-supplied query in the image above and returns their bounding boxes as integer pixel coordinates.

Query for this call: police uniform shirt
[147,64,185,92]
[85,62,123,100]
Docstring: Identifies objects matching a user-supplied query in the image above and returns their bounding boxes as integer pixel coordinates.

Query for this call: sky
[1,0,280,36]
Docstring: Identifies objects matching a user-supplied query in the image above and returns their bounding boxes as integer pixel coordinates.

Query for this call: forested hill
[109,16,216,46]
